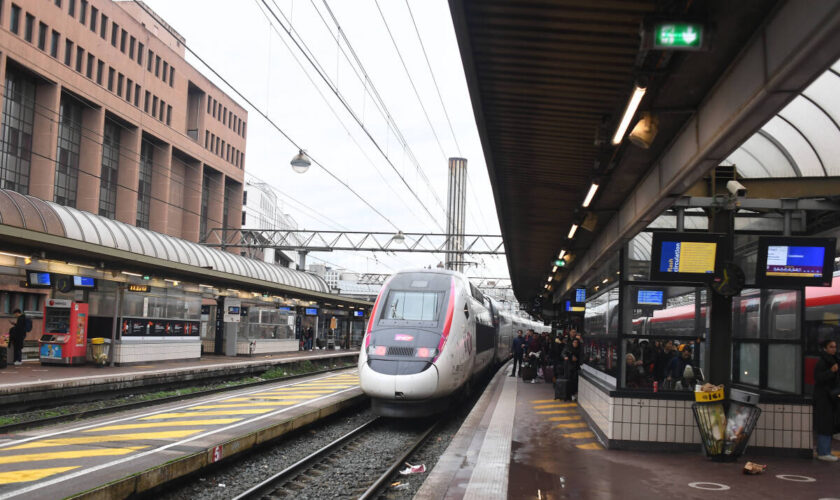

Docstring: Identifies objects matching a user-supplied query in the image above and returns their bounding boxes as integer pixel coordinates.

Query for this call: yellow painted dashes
[141,409,274,419]
[548,416,581,422]
[531,398,600,451]
[562,431,595,439]
[536,410,576,415]
[0,446,147,465]
[190,402,298,409]
[553,422,588,429]
[533,403,577,410]
[0,466,79,484]
[6,430,203,450]
[576,442,603,450]
[85,420,242,432]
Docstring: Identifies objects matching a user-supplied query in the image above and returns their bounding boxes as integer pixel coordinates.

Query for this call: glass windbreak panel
[734,342,760,386]
[627,232,652,281]
[804,273,840,356]
[583,287,619,378]
[382,291,441,321]
[245,306,295,340]
[767,344,800,393]
[733,234,758,285]
[767,289,799,340]
[732,290,761,339]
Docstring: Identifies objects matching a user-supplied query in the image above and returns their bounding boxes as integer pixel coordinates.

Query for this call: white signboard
[223,297,241,323]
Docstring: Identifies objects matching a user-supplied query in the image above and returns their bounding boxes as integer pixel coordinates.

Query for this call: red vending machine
[40,299,89,365]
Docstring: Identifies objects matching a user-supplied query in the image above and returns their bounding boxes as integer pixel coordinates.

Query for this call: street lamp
[392,231,405,243]
[290,150,311,173]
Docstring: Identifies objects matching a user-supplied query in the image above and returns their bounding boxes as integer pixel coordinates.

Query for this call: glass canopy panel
[52,207,84,241]
[802,72,840,137]
[739,133,795,177]
[778,96,838,175]
[758,117,823,176]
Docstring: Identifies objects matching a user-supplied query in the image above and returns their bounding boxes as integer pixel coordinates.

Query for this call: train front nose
[360,360,439,400]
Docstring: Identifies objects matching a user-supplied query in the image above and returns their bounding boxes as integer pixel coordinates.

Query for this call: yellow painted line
[548,416,581,422]
[0,466,79,484]
[141,409,274,419]
[576,442,603,450]
[190,402,297,409]
[0,446,147,465]
[7,430,203,450]
[228,396,325,401]
[561,431,595,439]
[534,403,577,410]
[250,391,333,396]
[85,420,242,432]
[531,399,563,403]
[536,410,576,415]
[554,422,588,429]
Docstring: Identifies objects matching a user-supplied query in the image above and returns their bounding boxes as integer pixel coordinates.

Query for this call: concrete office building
[0,0,246,242]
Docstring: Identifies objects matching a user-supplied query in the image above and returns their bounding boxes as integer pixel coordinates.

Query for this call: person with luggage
[7,309,27,366]
[813,338,839,462]
[511,330,525,377]
[561,337,582,401]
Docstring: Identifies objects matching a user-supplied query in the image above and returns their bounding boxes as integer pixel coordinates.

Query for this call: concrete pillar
[149,142,172,234]
[206,166,224,245]
[76,105,104,214]
[225,178,243,250]
[29,83,60,201]
[115,126,141,225]
[708,210,734,388]
[0,53,7,139]
[181,160,202,242]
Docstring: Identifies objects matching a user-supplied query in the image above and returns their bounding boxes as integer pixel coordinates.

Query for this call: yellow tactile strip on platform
[529,399,603,450]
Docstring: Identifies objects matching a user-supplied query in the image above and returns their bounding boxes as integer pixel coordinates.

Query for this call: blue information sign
[575,288,586,303]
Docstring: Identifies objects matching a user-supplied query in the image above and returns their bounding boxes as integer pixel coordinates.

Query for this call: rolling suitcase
[544,364,555,383]
[554,378,568,400]
[521,365,536,381]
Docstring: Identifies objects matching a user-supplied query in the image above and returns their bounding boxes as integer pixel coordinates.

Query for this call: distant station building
[241,180,300,268]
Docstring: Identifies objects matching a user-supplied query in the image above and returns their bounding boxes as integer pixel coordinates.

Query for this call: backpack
[24,317,32,333]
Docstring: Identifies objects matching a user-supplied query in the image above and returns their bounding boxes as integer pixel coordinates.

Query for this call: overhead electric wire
[130,0,402,232]
[259,0,444,231]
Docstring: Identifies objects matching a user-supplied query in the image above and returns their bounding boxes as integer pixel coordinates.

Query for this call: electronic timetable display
[565,301,585,313]
[305,308,319,316]
[72,276,96,288]
[649,232,724,283]
[574,288,586,303]
[637,290,664,306]
[27,271,52,287]
[353,310,364,317]
[755,236,836,287]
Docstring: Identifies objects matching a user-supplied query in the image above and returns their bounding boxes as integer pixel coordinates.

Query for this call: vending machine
[39,299,89,365]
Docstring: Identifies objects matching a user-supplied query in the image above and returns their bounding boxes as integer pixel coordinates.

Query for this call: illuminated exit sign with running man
[654,23,703,49]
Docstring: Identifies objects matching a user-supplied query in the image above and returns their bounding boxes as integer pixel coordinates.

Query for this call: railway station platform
[0,349,358,407]
[417,364,840,500]
[0,368,362,499]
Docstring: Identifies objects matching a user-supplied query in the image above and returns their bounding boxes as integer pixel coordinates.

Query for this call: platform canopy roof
[449,0,840,303]
[0,189,371,305]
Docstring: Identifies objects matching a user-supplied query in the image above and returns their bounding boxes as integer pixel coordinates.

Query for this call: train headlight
[416,347,437,358]
[368,345,387,356]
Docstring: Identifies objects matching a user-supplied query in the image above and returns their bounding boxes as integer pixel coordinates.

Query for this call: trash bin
[87,338,110,366]
[691,387,761,461]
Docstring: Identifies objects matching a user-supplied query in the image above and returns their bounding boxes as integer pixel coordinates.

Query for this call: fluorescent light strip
[552,266,558,273]
[568,224,578,239]
[612,86,647,145]
[0,251,29,259]
[558,250,566,260]
[122,271,142,277]
[547,276,553,282]
[582,183,600,208]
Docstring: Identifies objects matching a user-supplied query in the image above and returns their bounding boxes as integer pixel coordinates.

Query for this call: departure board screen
[637,290,664,306]
[659,241,717,274]
[575,288,586,303]
[765,246,825,278]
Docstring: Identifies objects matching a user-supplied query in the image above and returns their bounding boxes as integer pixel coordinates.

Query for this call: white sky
[142,0,508,279]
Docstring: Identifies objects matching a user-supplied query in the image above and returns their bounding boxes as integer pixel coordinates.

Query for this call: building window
[9,4,20,34]
[0,68,36,194]
[222,182,232,230]
[154,55,160,77]
[134,83,140,107]
[166,105,171,126]
[128,36,135,59]
[199,171,211,240]
[64,39,73,66]
[54,0,61,7]
[75,46,84,72]
[96,60,103,85]
[98,119,120,219]
[143,90,150,113]
[136,42,143,65]
[119,29,126,53]
[79,0,86,24]
[99,14,107,39]
[242,211,246,225]
[147,49,153,72]
[37,22,47,50]
[242,190,247,206]
[23,12,33,42]
[110,22,117,46]
[125,78,132,102]
[107,67,114,91]
[116,73,123,97]
[89,6,96,32]
[136,140,153,229]
[151,95,157,117]
[54,95,83,207]
[204,130,208,148]
[68,0,75,17]
[50,30,59,58]
[206,97,211,114]
[86,53,93,78]
[168,67,174,87]
[158,99,164,121]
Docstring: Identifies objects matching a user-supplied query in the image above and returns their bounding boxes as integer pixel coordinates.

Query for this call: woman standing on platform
[814,339,840,462]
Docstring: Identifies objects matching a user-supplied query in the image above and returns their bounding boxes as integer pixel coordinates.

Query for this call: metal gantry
[202,229,505,256]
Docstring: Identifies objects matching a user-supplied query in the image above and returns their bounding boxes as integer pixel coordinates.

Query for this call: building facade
[241,180,302,267]
[0,0,246,242]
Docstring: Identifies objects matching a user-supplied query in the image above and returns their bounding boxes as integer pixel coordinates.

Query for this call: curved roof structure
[724,59,840,178]
[0,189,330,294]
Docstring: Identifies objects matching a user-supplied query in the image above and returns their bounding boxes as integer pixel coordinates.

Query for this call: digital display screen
[28,272,51,286]
[227,306,240,315]
[575,288,586,303]
[565,301,585,313]
[278,307,291,311]
[659,241,717,274]
[353,310,364,317]
[637,290,664,306]
[73,276,95,288]
[765,245,825,278]
[305,308,319,316]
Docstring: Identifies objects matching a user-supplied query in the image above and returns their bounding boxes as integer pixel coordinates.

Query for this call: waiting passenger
[665,346,695,390]
[563,338,582,401]
[511,330,525,377]
[814,338,839,462]
[7,309,26,366]
[625,353,646,388]
[654,340,676,384]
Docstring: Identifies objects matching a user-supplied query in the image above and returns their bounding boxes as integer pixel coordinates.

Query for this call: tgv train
[358,269,547,417]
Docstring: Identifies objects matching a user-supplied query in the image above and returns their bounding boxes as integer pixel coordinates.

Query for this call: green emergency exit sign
[654,23,703,49]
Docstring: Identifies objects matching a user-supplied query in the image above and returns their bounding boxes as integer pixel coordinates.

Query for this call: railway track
[233,417,440,500]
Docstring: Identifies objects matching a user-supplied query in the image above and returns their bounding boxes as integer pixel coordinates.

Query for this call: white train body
[358,269,547,417]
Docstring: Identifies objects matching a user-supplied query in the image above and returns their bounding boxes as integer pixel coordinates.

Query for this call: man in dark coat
[563,338,582,401]
[7,309,26,365]
[511,330,525,377]
[814,339,839,461]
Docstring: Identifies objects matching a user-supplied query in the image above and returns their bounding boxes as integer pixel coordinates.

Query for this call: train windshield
[382,291,441,321]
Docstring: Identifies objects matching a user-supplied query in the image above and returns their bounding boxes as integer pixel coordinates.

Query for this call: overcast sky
[142,0,508,279]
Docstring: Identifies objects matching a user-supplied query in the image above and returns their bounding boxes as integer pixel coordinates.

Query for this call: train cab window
[382,291,441,322]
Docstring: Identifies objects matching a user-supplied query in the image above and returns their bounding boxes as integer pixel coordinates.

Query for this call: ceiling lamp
[582,183,600,208]
[612,86,647,145]
[568,224,579,239]
[628,112,659,149]
[392,231,405,243]
[290,150,312,173]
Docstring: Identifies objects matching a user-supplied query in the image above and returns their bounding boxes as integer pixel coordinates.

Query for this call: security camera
[727,180,747,197]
